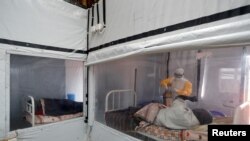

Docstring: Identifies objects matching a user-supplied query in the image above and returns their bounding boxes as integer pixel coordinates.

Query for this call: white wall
[89,0,250,48]
[65,60,84,102]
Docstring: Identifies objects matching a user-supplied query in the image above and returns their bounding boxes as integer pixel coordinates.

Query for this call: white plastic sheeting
[90,122,141,141]
[87,19,250,65]
[0,50,8,138]
[89,0,250,48]
[16,117,86,141]
[88,67,96,126]
[0,0,87,59]
[1,44,86,61]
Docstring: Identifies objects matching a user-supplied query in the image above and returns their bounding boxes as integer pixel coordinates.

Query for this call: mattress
[25,112,83,124]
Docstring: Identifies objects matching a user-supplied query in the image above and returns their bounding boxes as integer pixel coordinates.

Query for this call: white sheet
[155,99,200,129]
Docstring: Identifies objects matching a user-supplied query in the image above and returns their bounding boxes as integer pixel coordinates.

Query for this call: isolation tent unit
[0,0,250,141]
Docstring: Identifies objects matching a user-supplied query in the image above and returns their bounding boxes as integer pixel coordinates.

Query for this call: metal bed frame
[105,89,137,112]
[25,95,35,126]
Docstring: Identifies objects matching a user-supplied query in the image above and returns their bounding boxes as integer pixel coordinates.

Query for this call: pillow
[134,103,166,123]
[134,105,148,121]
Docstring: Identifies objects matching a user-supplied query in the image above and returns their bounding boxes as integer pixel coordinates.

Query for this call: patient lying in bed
[26,98,83,125]
[41,98,83,116]
[134,96,212,130]
[133,96,213,140]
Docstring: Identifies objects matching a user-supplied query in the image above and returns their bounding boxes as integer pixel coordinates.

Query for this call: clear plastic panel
[93,46,249,140]
[199,47,244,117]
[94,51,199,122]
[94,54,166,123]
[169,50,198,96]
[10,54,84,131]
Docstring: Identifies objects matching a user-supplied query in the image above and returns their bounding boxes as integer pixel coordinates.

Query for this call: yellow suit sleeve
[160,77,173,87]
[176,81,192,96]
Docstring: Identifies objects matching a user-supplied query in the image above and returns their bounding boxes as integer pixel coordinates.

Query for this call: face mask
[174,73,183,78]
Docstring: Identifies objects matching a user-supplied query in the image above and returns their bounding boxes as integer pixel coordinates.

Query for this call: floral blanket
[26,112,83,124]
[135,116,233,141]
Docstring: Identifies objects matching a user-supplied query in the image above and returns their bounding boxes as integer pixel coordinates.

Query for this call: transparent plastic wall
[93,47,250,140]
[168,50,198,96]
[93,50,198,123]
[94,54,161,123]
[93,46,249,139]
[245,47,250,102]
[198,47,244,116]
[10,55,84,131]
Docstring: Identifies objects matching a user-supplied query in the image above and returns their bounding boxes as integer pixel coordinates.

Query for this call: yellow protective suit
[160,77,192,96]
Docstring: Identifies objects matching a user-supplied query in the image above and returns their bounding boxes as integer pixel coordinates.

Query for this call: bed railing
[105,89,137,112]
[25,95,35,126]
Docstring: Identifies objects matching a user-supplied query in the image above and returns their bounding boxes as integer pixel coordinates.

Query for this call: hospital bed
[25,95,83,127]
[104,89,233,141]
